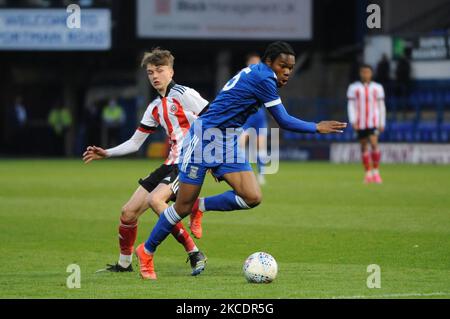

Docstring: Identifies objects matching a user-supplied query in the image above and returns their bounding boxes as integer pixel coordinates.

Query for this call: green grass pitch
[0,159,449,299]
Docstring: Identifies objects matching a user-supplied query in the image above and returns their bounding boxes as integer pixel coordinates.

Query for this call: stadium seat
[416,121,439,142]
[388,121,415,142]
[445,91,450,105]
[440,122,450,142]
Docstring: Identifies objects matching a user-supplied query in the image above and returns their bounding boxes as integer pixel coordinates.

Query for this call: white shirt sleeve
[179,88,209,115]
[106,129,148,157]
[140,102,160,129]
[347,84,357,125]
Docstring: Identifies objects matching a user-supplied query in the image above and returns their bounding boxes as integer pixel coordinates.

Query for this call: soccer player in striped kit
[83,48,207,276]
[347,64,386,184]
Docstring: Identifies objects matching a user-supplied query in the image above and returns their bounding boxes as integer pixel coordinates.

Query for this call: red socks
[171,222,196,253]
[362,152,371,172]
[118,217,138,256]
[371,151,381,169]
[119,218,196,256]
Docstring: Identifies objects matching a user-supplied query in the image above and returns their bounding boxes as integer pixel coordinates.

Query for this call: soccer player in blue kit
[135,41,347,279]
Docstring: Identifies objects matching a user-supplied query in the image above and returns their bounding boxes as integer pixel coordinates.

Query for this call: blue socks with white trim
[144,205,182,254]
[203,190,251,211]
[144,192,252,254]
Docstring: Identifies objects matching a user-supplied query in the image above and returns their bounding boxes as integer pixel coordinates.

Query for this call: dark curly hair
[262,41,295,63]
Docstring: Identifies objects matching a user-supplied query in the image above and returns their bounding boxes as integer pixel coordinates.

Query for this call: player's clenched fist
[82,145,108,164]
[316,121,347,134]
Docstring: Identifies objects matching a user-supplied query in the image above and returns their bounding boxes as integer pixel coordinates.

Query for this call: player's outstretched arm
[267,104,347,134]
[82,129,149,164]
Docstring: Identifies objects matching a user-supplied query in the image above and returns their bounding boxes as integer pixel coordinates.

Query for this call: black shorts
[357,128,379,139]
[138,164,179,195]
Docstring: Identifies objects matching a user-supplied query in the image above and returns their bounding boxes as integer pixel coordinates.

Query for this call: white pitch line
[331,292,450,299]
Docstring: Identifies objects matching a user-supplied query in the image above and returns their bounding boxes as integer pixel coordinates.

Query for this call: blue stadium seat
[445,91,450,105]
[425,90,434,105]
[343,127,354,141]
[416,121,439,142]
[440,123,450,142]
[283,131,300,140]
[388,121,415,142]
[435,91,444,104]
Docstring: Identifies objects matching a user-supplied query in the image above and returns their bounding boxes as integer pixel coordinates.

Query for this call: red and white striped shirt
[347,81,386,130]
[139,82,208,164]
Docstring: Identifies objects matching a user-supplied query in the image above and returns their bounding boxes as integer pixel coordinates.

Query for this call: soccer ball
[243,252,278,283]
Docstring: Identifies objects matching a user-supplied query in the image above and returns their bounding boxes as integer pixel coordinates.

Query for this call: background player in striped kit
[347,64,386,184]
[82,48,207,276]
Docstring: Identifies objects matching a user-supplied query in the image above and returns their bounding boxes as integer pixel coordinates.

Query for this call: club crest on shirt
[169,104,178,114]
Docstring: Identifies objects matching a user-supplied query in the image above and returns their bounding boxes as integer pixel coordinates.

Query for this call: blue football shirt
[200,62,281,130]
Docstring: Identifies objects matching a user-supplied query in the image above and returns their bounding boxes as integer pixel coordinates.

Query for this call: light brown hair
[141,47,175,68]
